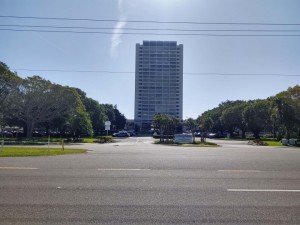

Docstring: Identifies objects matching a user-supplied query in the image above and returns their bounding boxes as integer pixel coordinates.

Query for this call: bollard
[61,139,64,151]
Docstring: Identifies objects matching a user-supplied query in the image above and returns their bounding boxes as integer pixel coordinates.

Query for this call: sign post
[1,140,3,152]
[105,121,111,136]
[48,135,50,150]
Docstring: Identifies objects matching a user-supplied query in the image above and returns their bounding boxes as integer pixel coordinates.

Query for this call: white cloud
[110,0,127,58]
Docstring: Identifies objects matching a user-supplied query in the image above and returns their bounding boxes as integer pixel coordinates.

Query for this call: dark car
[112,131,130,137]
[207,133,224,138]
[128,131,136,136]
[194,132,201,137]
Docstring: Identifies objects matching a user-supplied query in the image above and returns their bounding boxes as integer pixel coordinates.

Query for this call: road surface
[0,137,299,224]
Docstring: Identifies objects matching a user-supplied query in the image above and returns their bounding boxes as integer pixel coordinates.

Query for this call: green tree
[152,114,169,142]
[114,105,127,130]
[152,114,179,142]
[102,104,126,131]
[78,94,107,135]
[271,85,300,139]
[197,100,244,134]
[186,118,198,143]
[85,99,107,135]
[243,100,271,139]
[71,89,127,135]
[66,104,93,139]
[0,62,21,128]
[168,116,180,140]
[0,62,21,106]
[6,76,79,138]
[221,102,247,138]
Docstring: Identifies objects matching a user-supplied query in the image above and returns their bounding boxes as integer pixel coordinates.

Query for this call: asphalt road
[0,137,299,225]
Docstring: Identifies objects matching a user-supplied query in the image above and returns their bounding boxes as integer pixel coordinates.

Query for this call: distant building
[125,119,135,131]
[134,41,183,130]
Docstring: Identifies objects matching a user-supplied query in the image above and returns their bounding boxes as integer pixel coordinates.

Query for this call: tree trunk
[26,121,34,139]
[241,129,246,139]
[273,128,277,139]
[253,131,260,139]
[159,128,162,143]
[229,130,234,138]
[286,128,291,139]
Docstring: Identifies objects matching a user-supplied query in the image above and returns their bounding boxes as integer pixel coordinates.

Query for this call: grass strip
[82,138,97,143]
[0,147,87,157]
[264,141,283,146]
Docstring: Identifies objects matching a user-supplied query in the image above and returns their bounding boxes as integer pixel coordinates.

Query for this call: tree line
[0,62,126,139]
[152,85,299,141]
[194,85,300,139]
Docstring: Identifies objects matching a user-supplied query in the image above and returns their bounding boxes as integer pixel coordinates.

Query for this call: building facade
[134,41,183,130]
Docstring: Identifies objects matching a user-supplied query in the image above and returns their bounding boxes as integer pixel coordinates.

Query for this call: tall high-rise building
[134,40,183,130]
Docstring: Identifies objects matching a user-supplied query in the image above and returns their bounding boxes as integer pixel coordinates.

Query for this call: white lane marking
[0,167,39,170]
[218,170,261,173]
[228,189,300,192]
[97,168,151,171]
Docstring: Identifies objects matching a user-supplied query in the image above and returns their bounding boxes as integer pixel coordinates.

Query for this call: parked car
[207,133,224,138]
[194,132,201,137]
[112,131,130,137]
[128,131,136,136]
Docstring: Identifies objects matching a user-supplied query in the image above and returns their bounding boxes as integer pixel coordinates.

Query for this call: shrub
[153,135,174,139]
[248,139,267,146]
[95,136,113,143]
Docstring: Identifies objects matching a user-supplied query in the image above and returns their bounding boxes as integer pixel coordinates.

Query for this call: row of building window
[139,46,178,51]
[142,41,177,46]
[137,109,180,114]
[139,57,180,60]
[138,76,180,80]
[138,77,180,80]
[138,91,180,94]
[138,86,179,90]
[139,71,180,74]
[138,104,180,108]
[140,51,180,54]
[138,61,179,65]
[137,90,180,93]
[139,62,178,66]
[139,58,180,61]
[137,95,180,99]
[138,74,180,77]
[138,81,180,84]
[138,94,180,98]
[139,70,180,73]
[138,100,179,104]
[138,83,180,86]
[140,53,180,57]
[137,113,180,118]
[141,65,179,69]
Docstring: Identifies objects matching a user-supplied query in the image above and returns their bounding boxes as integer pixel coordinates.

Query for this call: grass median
[264,141,283,146]
[0,147,87,157]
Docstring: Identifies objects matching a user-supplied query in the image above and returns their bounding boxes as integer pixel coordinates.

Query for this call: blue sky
[0,0,299,119]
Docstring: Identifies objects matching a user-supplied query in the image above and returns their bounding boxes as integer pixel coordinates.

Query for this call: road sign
[105,122,111,135]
